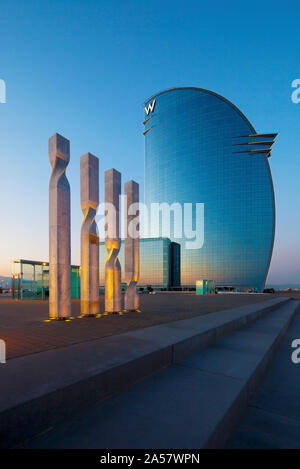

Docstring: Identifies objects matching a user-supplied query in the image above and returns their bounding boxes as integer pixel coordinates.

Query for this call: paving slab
[228,407,300,449]
[228,310,300,448]
[0,293,286,360]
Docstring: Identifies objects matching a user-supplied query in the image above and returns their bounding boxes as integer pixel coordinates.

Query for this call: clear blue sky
[0,0,299,284]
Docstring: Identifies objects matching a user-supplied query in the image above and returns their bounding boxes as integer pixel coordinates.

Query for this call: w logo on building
[144,99,156,115]
[0,79,6,103]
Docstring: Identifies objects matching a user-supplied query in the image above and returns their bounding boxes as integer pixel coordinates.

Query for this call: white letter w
[144,99,156,115]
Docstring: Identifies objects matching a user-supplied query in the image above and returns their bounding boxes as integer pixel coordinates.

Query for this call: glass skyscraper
[143,87,277,291]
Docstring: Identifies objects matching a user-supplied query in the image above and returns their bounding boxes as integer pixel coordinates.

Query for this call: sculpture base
[82,314,97,318]
[104,311,123,315]
[123,309,142,313]
[55,317,71,321]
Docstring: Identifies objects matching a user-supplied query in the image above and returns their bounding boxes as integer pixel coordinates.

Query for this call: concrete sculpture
[80,153,99,316]
[49,133,71,319]
[104,168,122,314]
[124,180,140,311]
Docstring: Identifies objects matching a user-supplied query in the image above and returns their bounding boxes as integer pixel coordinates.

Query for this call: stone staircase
[0,296,297,448]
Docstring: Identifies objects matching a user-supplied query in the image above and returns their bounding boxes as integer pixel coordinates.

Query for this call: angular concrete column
[124,180,140,312]
[49,133,71,319]
[80,153,99,316]
[104,168,122,314]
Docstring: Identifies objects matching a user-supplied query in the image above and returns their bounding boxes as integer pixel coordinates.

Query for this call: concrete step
[0,296,290,448]
[183,300,300,448]
[227,306,300,448]
[19,299,299,449]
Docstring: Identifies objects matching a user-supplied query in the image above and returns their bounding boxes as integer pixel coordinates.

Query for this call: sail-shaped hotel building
[143,88,277,292]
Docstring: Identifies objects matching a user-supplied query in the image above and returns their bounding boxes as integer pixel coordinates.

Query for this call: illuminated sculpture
[80,153,99,316]
[104,168,122,314]
[124,180,140,311]
[49,133,71,319]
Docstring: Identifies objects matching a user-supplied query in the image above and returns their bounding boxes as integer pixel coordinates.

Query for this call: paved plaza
[0,293,287,360]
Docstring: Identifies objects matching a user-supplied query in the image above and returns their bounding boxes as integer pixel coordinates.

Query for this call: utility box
[196,280,216,295]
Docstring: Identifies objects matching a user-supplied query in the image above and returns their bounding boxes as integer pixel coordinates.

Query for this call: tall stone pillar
[124,180,140,312]
[80,153,99,316]
[104,168,122,314]
[49,133,71,319]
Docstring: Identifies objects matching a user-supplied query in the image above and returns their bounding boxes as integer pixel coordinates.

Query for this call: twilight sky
[0,0,299,284]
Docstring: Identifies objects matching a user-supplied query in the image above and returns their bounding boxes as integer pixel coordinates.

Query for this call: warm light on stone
[49,133,71,319]
[124,180,140,312]
[105,168,122,313]
[80,153,99,316]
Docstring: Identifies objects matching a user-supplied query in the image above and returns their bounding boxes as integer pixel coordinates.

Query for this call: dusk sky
[0,0,299,284]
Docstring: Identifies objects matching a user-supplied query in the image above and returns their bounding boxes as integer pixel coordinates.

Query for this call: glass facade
[144,88,276,291]
[12,260,80,299]
[171,242,181,287]
[100,238,179,290]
